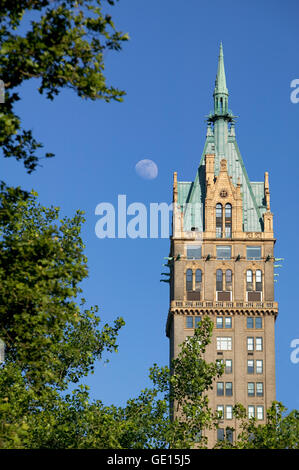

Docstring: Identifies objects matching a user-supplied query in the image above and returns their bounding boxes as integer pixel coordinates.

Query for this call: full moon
[135,159,158,180]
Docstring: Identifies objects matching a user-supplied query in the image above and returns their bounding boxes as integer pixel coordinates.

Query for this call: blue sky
[2,0,299,412]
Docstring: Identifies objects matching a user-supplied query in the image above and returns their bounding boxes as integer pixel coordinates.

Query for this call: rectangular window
[225,317,232,329]
[248,382,255,397]
[216,358,223,370]
[217,428,225,441]
[255,318,262,329]
[247,359,254,374]
[225,359,232,374]
[257,406,264,420]
[226,428,233,443]
[256,382,264,397]
[248,406,255,419]
[256,337,263,351]
[256,360,263,374]
[217,337,232,351]
[185,316,193,328]
[217,405,224,419]
[225,382,233,397]
[187,245,202,260]
[216,317,223,329]
[247,246,261,260]
[194,317,201,328]
[247,337,254,351]
[216,246,231,260]
[226,405,233,420]
[217,382,224,396]
[247,318,254,329]
[225,225,232,239]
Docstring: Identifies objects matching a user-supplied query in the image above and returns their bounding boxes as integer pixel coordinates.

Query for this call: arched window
[246,270,253,291]
[225,203,232,238]
[225,269,232,291]
[186,269,193,292]
[256,270,262,291]
[216,269,223,291]
[216,204,223,238]
[195,269,202,291]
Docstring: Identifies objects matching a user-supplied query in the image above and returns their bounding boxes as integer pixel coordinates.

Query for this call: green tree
[0,0,129,172]
[0,184,124,406]
[215,402,299,449]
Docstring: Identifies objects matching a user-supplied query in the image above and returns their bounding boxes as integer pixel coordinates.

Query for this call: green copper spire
[214,42,228,96]
[213,42,228,115]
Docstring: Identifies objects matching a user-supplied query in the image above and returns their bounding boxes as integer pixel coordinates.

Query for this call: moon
[135,159,158,180]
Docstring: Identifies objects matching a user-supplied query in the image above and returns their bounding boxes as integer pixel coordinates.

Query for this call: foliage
[0,0,129,171]
[215,402,299,449]
[0,183,124,394]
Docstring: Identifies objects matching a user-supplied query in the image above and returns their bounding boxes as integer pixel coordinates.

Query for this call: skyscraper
[166,44,278,447]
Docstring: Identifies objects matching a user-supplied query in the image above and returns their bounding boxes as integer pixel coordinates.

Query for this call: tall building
[166,44,278,447]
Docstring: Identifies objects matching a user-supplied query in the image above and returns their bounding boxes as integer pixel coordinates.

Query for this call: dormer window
[216,204,223,238]
[216,203,232,238]
[225,204,232,238]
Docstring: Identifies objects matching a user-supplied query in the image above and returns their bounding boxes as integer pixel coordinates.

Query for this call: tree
[0,183,124,394]
[0,0,129,172]
[215,402,299,449]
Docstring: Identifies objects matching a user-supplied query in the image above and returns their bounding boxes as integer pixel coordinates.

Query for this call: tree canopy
[0,0,128,171]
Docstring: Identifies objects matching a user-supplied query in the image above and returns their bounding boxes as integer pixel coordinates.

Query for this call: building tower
[166,44,278,447]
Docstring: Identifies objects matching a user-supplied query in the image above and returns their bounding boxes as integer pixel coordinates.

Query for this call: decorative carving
[219,189,228,198]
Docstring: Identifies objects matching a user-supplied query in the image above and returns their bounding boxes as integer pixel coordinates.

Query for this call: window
[194,317,201,328]
[256,360,263,374]
[186,316,193,328]
[247,317,254,329]
[256,270,262,291]
[226,428,233,443]
[225,317,232,329]
[257,406,264,420]
[216,204,223,238]
[225,382,233,396]
[247,246,261,260]
[217,405,224,419]
[247,359,254,374]
[217,246,231,260]
[226,405,233,420]
[256,382,264,397]
[195,269,202,291]
[248,382,255,397]
[217,337,232,351]
[217,382,224,396]
[248,406,255,419]
[187,245,202,259]
[216,269,223,291]
[217,428,225,441]
[256,337,263,351]
[225,359,232,374]
[255,317,262,329]
[216,317,223,329]
[186,269,193,292]
[225,270,232,291]
[247,337,254,351]
[225,204,232,238]
[246,270,253,291]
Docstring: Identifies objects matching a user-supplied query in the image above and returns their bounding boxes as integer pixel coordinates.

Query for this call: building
[165,44,278,447]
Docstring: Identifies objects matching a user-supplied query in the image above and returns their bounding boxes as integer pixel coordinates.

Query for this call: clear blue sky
[2,0,299,412]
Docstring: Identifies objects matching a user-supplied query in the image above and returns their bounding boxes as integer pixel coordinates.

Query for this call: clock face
[220,189,228,198]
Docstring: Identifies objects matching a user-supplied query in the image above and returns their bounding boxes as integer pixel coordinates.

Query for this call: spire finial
[214,42,228,96]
